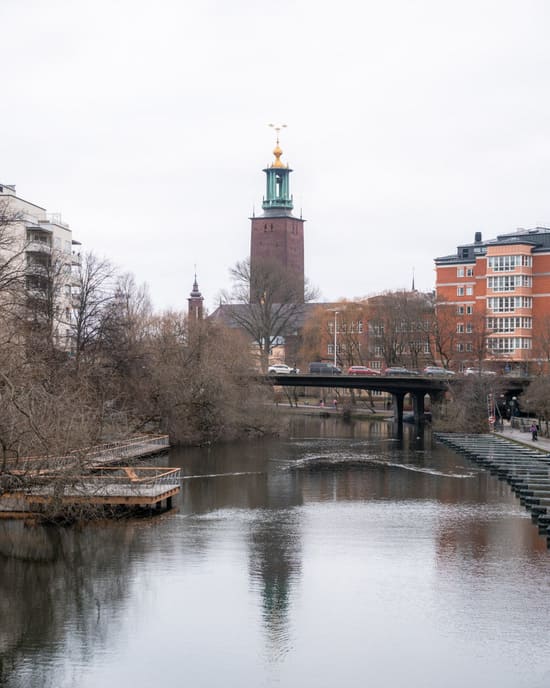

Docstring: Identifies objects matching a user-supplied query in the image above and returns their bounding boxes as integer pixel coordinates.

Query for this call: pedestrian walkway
[495,422,550,453]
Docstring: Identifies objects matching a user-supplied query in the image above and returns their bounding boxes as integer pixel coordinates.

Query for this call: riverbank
[275,401,392,420]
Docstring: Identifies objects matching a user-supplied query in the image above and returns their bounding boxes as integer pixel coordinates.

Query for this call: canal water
[1,416,550,688]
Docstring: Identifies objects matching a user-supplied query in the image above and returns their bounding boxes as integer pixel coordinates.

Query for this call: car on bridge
[309,362,342,375]
[464,367,496,376]
[423,366,456,377]
[347,366,381,376]
[383,366,419,376]
[268,364,299,375]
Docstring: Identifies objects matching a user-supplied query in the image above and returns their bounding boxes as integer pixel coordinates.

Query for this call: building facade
[250,135,305,302]
[434,227,550,370]
[0,183,81,350]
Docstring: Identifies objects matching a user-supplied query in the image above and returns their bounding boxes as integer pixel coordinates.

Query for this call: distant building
[0,183,81,350]
[187,273,204,322]
[435,227,550,369]
[250,134,305,302]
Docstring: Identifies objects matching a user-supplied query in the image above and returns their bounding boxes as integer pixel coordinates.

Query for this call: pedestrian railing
[1,435,170,474]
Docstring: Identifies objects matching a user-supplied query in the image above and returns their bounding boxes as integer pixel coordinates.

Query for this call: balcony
[26,240,51,254]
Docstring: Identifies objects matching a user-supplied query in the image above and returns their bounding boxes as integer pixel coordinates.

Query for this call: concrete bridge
[269,374,530,425]
[270,374,448,424]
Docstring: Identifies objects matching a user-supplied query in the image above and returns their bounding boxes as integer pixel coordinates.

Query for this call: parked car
[347,366,381,376]
[268,364,299,375]
[383,366,419,376]
[464,367,496,376]
[309,362,342,375]
[423,366,456,377]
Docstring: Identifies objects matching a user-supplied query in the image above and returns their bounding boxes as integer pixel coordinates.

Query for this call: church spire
[188,271,204,321]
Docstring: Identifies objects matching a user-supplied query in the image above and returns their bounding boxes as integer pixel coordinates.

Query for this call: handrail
[2,435,170,469]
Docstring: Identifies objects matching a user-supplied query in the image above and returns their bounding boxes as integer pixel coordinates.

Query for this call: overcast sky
[1,0,550,312]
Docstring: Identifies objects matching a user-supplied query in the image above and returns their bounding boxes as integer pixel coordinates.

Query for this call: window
[423,342,430,354]
[466,267,474,277]
[456,343,464,352]
[457,267,464,277]
[466,343,473,352]
[466,286,473,296]
[488,254,533,271]
[487,296,533,312]
[486,317,532,333]
[487,337,532,353]
[374,346,382,356]
[370,361,381,369]
[457,286,464,296]
[457,306,464,315]
[457,323,464,333]
[466,323,473,333]
[487,275,532,292]
[466,305,473,315]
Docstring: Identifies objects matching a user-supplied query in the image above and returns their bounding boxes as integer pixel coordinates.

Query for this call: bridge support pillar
[391,393,405,425]
[412,392,425,423]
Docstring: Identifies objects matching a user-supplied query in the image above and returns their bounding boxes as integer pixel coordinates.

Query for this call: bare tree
[523,376,550,436]
[0,200,26,322]
[368,291,433,369]
[72,251,116,366]
[24,248,71,349]
[222,258,317,372]
[432,297,460,368]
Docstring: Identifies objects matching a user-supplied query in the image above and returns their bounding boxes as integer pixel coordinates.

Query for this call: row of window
[487,296,532,312]
[487,275,532,291]
[486,317,532,332]
[456,285,474,296]
[456,338,532,353]
[456,267,475,277]
[456,323,473,333]
[487,255,532,271]
[456,305,474,315]
[328,344,431,356]
[328,321,364,334]
[487,337,532,352]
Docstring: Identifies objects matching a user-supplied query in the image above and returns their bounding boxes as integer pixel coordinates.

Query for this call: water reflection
[0,520,155,688]
[2,416,550,688]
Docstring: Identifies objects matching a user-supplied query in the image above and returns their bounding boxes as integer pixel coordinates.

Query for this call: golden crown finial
[268,123,287,168]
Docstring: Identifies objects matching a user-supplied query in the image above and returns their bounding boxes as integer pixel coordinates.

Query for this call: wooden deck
[20,467,181,507]
[0,436,179,518]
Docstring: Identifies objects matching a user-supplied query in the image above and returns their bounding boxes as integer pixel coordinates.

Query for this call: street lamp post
[333,310,338,367]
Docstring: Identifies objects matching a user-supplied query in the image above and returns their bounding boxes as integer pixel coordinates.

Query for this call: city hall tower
[250,130,305,302]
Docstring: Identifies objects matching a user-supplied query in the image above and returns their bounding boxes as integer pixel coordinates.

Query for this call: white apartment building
[0,183,81,350]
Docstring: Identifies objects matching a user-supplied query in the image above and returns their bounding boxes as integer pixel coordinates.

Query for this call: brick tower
[250,131,305,302]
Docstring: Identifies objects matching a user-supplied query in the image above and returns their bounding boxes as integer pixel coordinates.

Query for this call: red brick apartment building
[435,227,550,371]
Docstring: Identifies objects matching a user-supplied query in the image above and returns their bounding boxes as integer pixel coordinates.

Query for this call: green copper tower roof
[262,137,294,213]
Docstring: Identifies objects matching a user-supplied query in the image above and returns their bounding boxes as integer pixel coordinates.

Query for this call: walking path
[495,422,550,453]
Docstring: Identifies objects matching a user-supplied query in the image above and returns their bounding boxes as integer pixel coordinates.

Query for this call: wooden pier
[0,435,179,519]
[435,433,550,546]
